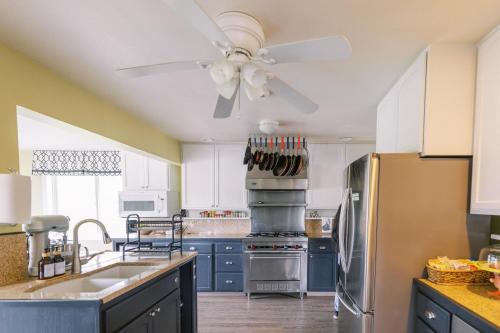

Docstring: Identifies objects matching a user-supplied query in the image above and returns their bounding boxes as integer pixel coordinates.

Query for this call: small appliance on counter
[24,215,69,277]
[474,245,500,297]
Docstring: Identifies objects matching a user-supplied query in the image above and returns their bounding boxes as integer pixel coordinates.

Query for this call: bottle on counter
[38,249,54,280]
[53,247,65,277]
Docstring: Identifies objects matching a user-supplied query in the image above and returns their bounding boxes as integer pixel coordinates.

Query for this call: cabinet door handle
[189,246,196,251]
[174,277,179,284]
[149,311,156,317]
[207,255,211,258]
[319,246,327,250]
[310,255,313,258]
[155,307,161,313]
[225,280,233,284]
[225,246,233,250]
[423,310,436,320]
[225,261,233,265]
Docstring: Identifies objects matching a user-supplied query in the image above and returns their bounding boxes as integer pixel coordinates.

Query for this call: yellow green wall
[0,41,180,233]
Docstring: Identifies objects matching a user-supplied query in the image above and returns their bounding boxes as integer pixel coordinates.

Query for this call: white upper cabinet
[182,144,246,210]
[471,27,500,215]
[215,144,247,210]
[122,151,175,191]
[122,151,147,190]
[182,144,215,209]
[376,43,477,156]
[308,144,346,209]
[345,144,375,166]
[146,157,169,190]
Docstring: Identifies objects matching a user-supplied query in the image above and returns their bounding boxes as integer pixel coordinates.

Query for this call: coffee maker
[24,215,70,277]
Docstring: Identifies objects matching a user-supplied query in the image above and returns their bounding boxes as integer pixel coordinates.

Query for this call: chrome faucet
[72,219,112,274]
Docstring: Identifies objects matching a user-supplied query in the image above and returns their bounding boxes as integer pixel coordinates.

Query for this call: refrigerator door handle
[345,188,356,272]
[337,283,361,317]
[338,187,350,273]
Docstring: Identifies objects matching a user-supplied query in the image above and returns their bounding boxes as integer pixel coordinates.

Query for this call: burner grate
[246,232,307,238]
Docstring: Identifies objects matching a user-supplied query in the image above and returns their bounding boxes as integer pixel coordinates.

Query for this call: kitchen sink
[39,278,127,293]
[89,264,157,279]
[35,264,159,294]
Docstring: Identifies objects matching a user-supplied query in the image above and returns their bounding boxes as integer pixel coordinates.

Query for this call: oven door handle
[245,252,305,255]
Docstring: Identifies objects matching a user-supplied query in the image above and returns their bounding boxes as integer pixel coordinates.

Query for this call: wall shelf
[183,217,250,220]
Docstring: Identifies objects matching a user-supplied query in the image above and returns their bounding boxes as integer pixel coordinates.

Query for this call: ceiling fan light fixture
[216,78,238,99]
[259,120,279,134]
[241,63,267,88]
[210,59,236,84]
[243,81,269,101]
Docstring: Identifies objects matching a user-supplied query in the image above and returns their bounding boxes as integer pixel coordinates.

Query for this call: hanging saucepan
[265,137,274,171]
[286,137,297,176]
[243,137,252,165]
[273,136,287,176]
[290,135,303,176]
[259,138,269,171]
[280,137,293,176]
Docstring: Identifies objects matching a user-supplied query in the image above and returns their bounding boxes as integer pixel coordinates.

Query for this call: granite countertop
[417,279,500,329]
[0,251,196,304]
[307,233,332,239]
[182,232,248,239]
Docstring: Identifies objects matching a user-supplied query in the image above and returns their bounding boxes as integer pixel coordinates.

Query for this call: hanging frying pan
[273,136,287,176]
[270,137,280,170]
[259,138,269,171]
[243,137,252,165]
[247,138,255,171]
[265,137,274,171]
[290,135,303,176]
[252,137,259,164]
[280,137,292,176]
[286,137,297,176]
[302,137,309,168]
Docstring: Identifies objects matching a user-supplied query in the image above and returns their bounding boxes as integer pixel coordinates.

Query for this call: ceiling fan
[116,0,352,119]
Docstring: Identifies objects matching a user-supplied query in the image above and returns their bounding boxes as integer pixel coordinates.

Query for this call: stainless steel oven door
[244,251,307,293]
[249,253,301,281]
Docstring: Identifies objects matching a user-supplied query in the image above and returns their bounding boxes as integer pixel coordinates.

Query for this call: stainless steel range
[244,168,308,299]
[243,232,308,298]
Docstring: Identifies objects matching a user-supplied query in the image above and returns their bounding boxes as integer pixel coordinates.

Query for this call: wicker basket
[426,265,493,285]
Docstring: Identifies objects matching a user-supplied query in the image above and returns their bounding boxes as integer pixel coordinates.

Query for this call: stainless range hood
[245,168,308,190]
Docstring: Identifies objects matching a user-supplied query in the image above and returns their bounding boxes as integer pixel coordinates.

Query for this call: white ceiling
[2,1,500,143]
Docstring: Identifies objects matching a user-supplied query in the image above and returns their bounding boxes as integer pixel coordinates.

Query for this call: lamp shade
[0,174,31,224]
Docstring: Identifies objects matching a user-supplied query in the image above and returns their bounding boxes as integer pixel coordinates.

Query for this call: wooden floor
[198,294,340,333]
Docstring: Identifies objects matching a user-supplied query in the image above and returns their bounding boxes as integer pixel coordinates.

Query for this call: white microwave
[118,190,179,218]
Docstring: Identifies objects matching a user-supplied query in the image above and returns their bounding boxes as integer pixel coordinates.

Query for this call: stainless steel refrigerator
[335,153,488,333]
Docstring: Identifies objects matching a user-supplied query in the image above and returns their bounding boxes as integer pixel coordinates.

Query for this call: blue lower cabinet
[215,254,243,272]
[215,273,244,291]
[195,254,213,291]
[307,253,336,291]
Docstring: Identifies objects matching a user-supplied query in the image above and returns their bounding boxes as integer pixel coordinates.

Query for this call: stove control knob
[273,244,278,250]
[251,245,256,250]
[294,245,300,249]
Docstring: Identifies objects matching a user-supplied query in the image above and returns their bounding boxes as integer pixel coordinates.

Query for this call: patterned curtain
[32,150,121,176]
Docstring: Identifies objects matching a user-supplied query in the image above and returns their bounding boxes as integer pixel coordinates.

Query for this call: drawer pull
[174,277,179,284]
[149,311,156,317]
[225,246,233,250]
[189,246,196,251]
[225,261,233,265]
[424,310,436,320]
[225,280,233,284]
[319,246,327,250]
[155,307,161,313]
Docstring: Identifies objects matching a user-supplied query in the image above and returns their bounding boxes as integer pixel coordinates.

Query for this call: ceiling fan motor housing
[216,11,265,56]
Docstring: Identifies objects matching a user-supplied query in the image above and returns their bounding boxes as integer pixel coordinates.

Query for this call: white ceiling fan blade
[214,80,239,119]
[265,36,351,64]
[116,60,210,78]
[267,77,318,114]
[162,0,233,49]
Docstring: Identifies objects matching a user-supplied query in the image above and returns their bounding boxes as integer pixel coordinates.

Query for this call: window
[43,175,123,245]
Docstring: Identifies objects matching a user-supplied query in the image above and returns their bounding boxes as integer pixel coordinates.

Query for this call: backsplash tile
[0,233,27,286]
